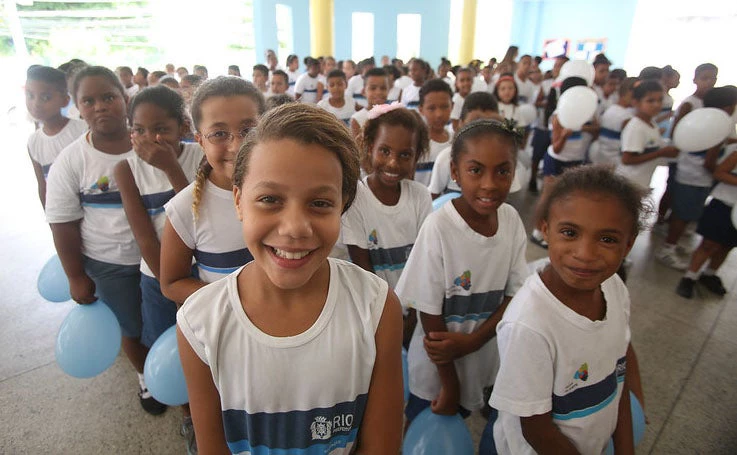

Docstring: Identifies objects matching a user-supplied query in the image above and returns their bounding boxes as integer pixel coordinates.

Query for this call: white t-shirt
[499,103,530,128]
[387,85,401,104]
[710,144,737,206]
[341,179,431,289]
[127,142,204,276]
[347,75,367,108]
[676,148,713,188]
[294,73,320,104]
[590,104,633,166]
[125,84,140,98]
[350,108,370,132]
[450,92,465,121]
[490,272,631,455]
[286,69,300,95]
[45,132,140,265]
[416,131,453,187]
[428,146,461,195]
[514,74,537,105]
[396,202,528,410]
[317,97,356,128]
[177,258,387,455]
[394,75,412,91]
[164,180,252,283]
[533,81,555,130]
[472,77,488,93]
[442,75,456,93]
[617,116,667,188]
[547,113,589,163]
[27,118,88,179]
[400,84,422,110]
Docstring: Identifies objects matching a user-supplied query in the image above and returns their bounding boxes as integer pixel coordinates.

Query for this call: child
[176,103,403,453]
[596,71,624,118]
[285,54,300,95]
[416,79,454,187]
[350,68,389,138]
[269,69,289,96]
[489,165,644,454]
[342,104,431,289]
[160,77,265,305]
[513,55,535,105]
[317,69,356,127]
[45,66,155,412]
[134,67,149,89]
[397,119,528,424]
[384,65,402,103]
[26,65,88,208]
[116,65,139,98]
[677,142,737,298]
[438,58,455,92]
[400,59,429,110]
[656,65,680,132]
[657,86,737,270]
[589,77,637,166]
[115,86,204,449]
[342,59,357,81]
[617,80,679,190]
[252,64,269,94]
[318,55,337,99]
[228,65,241,77]
[430,92,501,198]
[494,74,529,129]
[592,53,612,102]
[450,67,474,131]
[294,57,323,104]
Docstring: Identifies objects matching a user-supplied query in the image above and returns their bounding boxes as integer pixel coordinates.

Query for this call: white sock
[684,270,699,280]
[137,372,147,390]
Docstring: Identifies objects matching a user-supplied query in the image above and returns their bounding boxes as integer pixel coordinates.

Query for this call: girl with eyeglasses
[160,77,265,308]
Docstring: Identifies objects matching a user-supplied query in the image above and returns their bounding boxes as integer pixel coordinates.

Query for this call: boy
[115,66,139,98]
[416,79,453,187]
[252,64,269,94]
[592,53,613,101]
[350,68,389,138]
[348,57,376,108]
[25,65,88,208]
[399,59,428,110]
[134,67,149,89]
[429,92,502,198]
[294,57,323,103]
[317,69,356,127]
[269,70,289,96]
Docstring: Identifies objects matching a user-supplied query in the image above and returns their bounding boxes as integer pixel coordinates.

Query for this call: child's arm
[29,153,47,209]
[625,343,645,419]
[581,117,600,137]
[160,219,207,306]
[355,289,404,453]
[351,118,362,140]
[550,116,573,154]
[115,161,163,278]
[621,146,678,165]
[703,143,723,173]
[50,221,96,304]
[520,413,581,454]
[714,151,737,185]
[346,245,374,273]
[612,362,635,455]
[670,102,693,134]
[420,312,460,415]
[177,327,230,454]
[316,82,324,101]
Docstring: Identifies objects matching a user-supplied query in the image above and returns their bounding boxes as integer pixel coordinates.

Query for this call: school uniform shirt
[617,116,667,188]
[164,179,252,283]
[177,258,388,455]
[45,132,140,265]
[499,103,530,128]
[416,130,453,187]
[341,178,431,289]
[127,142,204,277]
[514,74,538,105]
[532,81,556,130]
[394,75,413,91]
[27,118,88,179]
[396,202,528,410]
[676,145,714,188]
[590,104,634,166]
[400,84,422,110]
[347,75,366,108]
[450,92,465,121]
[472,77,488,93]
[547,113,590,163]
[443,74,456,93]
[490,272,631,455]
[317,96,357,127]
[387,85,402,104]
[428,146,461,195]
[294,73,320,104]
[286,69,300,95]
[125,84,140,99]
[350,108,370,131]
[710,144,737,206]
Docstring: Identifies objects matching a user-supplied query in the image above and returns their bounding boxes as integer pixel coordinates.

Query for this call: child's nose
[278,204,312,239]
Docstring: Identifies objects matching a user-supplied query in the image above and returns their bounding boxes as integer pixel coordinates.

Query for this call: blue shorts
[83,257,142,338]
[404,393,472,422]
[531,128,551,162]
[140,274,178,348]
[697,199,737,248]
[666,162,678,188]
[671,182,711,222]
[543,153,583,177]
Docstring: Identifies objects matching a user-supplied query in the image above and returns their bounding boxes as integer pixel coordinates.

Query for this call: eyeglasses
[202,127,253,145]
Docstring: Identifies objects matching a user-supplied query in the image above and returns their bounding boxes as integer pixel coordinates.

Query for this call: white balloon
[556,86,598,130]
[558,60,595,87]
[517,104,537,126]
[672,108,733,152]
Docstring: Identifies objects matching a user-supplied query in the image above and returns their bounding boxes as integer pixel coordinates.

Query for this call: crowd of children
[25,46,734,454]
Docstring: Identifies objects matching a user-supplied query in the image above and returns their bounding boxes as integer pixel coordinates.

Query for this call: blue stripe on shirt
[599,128,621,140]
[80,191,123,208]
[141,189,176,215]
[552,357,625,421]
[442,289,504,324]
[368,244,413,272]
[194,248,253,274]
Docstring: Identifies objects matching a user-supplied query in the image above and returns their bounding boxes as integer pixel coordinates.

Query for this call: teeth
[479,198,492,202]
[384,172,399,178]
[272,248,310,260]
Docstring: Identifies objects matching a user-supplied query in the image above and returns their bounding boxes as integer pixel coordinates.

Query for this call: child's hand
[69,274,96,304]
[562,128,574,137]
[132,134,180,172]
[661,146,679,158]
[423,332,478,364]
[431,383,460,415]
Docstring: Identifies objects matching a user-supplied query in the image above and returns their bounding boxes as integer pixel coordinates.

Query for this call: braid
[191,158,212,220]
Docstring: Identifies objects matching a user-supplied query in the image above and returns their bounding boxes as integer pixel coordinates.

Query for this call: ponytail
[191,158,212,220]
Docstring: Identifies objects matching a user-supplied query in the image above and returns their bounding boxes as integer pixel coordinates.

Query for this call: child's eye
[132,127,145,135]
[211,130,230,138]
[81,98,94,106]
[311,200,334,209]
[103,94,115,102]
[380,146,391,156]
[400,151,413,160]
[40,94,52,102]
[601,236,619,244]
[155,127,170,134]
[468,167,481,175]
[257,195,278,204]
[561,228,576,238]
[497,168,511,176]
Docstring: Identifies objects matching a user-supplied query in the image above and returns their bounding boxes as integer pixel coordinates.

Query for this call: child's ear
[541,219,550,243]
[233,186,243,221]
[623,233,636,258]
[195,132,205,150]
[450,159,459,183]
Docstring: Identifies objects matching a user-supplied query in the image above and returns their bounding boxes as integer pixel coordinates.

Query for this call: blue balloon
[605,391,647,452]
[402,347,409,402]
[403,407,474,455]
[144,325,188,406]
[432,192,461,212]
[55,300,121,378]
[38,254,71,302]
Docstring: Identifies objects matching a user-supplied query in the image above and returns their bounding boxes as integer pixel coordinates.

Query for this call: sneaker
[139,385,167,415]
[655,247,688,270]
[529,232,548,249]
[699,275,727,296]
[676,277,695,299]
[181,416,198,455]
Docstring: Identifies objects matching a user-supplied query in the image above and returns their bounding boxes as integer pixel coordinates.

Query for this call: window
[352,12,374,61]
[275,4,294,64]
[397,14,421,62]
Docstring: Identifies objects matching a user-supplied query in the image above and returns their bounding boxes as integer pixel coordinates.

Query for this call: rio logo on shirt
[574,363,589,382]
[454,270,472,291]
[368,229,378,247]
[90,175,110,192]
[310,413,354,441]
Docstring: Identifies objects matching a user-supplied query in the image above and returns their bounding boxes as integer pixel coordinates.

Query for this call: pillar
[458,0,477,66]
[309,0,334,57]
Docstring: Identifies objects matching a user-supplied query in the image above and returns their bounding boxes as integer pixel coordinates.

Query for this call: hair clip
[367,101,404,120]
[456,118,525,146]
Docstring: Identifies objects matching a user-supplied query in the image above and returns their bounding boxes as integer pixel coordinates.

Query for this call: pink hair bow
[367,101,404,120]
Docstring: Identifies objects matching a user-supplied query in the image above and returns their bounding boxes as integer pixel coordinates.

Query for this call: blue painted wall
[509,0,638,67]
[253,0,311,64]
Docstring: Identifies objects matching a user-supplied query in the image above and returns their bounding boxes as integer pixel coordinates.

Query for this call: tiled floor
[2,113,736,454]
